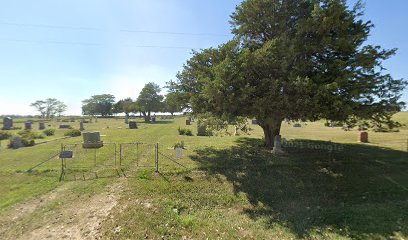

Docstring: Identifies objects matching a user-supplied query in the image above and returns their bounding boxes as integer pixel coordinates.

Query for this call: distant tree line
[81,82,184,122]
[30,98,67,118]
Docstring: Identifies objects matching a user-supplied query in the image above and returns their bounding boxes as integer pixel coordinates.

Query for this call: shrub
[0,131,12,140]
[173,141,185,149]
[64,129,81,137]
[21,138,35,147]
[178,127,193,136]
[17,130,45,139]
[43,129,55,136]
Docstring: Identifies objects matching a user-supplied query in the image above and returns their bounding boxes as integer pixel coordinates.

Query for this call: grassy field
[0,114,407,239]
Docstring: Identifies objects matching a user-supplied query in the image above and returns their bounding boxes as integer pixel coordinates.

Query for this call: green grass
[0,115,407,239]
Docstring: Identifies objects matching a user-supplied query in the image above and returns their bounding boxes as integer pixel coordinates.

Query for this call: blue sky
[0,0,406,115]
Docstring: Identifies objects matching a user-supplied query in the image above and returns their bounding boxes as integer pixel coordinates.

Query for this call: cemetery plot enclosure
[119,143,158,177]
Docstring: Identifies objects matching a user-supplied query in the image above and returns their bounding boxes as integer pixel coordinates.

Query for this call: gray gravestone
[3,117,13,130]
[125,115,129,124]
[272,135,285,154]
[129,121,138,129]
[82,132,103,148]
[252,119,258,125]
[24,122,32,130]
[152,117,156,123]
[79,121,85,131]
[39,122,45,130]
[59,124,71,129]
[197,122,207,136]
[10,136,23,149]
[70,117,75,122]
[186,119,191,125]
[293,123,302,128]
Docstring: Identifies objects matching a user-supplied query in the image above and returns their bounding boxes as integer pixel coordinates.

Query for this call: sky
[0,0,407,116]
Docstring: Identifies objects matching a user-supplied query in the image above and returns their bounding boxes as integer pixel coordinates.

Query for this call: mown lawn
[0,115,407,239]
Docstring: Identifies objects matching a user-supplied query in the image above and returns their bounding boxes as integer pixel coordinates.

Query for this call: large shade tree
[136,83,164,122]
[170,0,406,148]
[30,98,67,118]
[82,94,116,117]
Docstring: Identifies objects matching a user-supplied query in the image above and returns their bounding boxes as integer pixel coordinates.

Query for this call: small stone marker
[152,117,156,123]
[24,122,32,130]
[125,115,129,124]
[70,117,75,122]
[272,135,285,154]
[186,119,191,125]
[82,132,103,148]
[59,124,71,129]
[252,119,258,125]
[129,121,138,129]
[359,132,368,143]
[197,122,207,136]
[175,147,183,159]
[293,123,302,128]
[79,121,85,131]
[39,122,45,130]
[59,150,73,159]
[10,136,23,149]
[3,117,13,130]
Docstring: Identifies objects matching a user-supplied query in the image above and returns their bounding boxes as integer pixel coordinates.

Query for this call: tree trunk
[260,118,283,149]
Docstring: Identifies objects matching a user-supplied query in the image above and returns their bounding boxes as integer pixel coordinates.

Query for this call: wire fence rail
[24,137,408,181]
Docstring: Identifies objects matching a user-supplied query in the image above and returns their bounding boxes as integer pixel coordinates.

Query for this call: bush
[0,131,12,140]
[43,129,55,136]
[178,127,193,136]
[64,129,81,137]
[173,141,185,149]
[17,130,45,139]
[21,138,35,147]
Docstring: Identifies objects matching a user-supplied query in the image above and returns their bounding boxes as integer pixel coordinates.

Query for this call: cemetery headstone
[39,122,45,130]
[79,121,85,131]
[10,136,23,149]
[197,122,207,136]
[24,122,32,130]
[3,117,13,130]
[175,148,183,159]
[152,117,156,123]
[359,132,368,143]
[70,117,75,122]
[293,123,302,128]
[82,132,103,148]
[125,115,129,124]
[186,119,191,125]
[59,124,71,129]
[272,135,285,154]
[129,121,138,129]
[251,119,258,125]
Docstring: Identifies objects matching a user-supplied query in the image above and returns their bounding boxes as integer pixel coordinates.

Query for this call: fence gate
[60,143,118,181]
[119,143,158,177]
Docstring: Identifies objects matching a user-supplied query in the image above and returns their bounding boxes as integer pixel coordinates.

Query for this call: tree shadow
[191,138,408,239]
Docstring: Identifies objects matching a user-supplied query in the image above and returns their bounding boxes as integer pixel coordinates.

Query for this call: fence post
[155,143,159,173]
[119,144,122,167]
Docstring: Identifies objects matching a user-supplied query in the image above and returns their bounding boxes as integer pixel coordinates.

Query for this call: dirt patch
[0,179,127,240]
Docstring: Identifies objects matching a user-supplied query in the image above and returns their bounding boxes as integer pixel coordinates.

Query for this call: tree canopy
[136,83,164,122]
[30,98,67,118]
[169,0,407,148]
[82,94,116,117]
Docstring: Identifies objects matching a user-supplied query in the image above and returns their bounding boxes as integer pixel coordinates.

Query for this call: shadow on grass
[191,138,408,239]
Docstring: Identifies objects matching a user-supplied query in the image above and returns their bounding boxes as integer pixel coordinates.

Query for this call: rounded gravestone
[3,117,13,130]
[82,132,103,148]
[24,122,32,130]
[39,122,46,130]
[129,121,138,129]
[359,132,368,143]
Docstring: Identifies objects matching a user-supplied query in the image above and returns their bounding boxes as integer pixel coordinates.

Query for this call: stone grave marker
[186,119,191,125]
[82,132,103,148]
[293,123,302,128]
[129,121,138,129]
[79,121,85,131]
[359,132,368,143]
[3,117,13,130]
[197,122,207,136]
[24,122,32,130]
[10,136,23,149]
[125,115,129,124]
[59,124,71,129]
[272,135,285,154]
[39,122,46,130]
[251,119,258,125]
